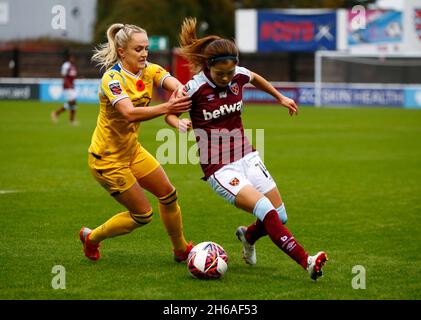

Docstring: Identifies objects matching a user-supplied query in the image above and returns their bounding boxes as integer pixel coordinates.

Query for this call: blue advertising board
[258,11,337,52]
[243,84,405,107]
[320,87,404,106]
[40,80,99,103]
[404,87,421,109]
[243,86,298,103]
[348,10,402,46]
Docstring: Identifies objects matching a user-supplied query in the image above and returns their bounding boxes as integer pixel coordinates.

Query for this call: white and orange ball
[187,241,228,279]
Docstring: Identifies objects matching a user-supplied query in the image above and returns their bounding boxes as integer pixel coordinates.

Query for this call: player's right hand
[167,94,191,114]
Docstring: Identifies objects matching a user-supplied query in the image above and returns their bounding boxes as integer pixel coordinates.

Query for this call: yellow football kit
[88,61,170,195]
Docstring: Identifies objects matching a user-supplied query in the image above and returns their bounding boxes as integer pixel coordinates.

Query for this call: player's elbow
[115,98,139,122]
[126,114,138,123]
[164,114,172,125]
[120,109,137,123]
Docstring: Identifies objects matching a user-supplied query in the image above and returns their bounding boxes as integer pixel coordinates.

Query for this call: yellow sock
[158,189,188,252]
[89,210,152,243]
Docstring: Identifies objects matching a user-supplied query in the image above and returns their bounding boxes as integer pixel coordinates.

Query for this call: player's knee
[158,188,178,206]
[276,203,288,224]
[130,209,153,225]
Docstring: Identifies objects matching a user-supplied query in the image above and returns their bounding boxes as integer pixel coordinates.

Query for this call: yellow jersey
[89,62,170,161]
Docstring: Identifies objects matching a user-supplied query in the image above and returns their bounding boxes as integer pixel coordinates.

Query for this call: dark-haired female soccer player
[51,54,79,125]
[166,18,328,280]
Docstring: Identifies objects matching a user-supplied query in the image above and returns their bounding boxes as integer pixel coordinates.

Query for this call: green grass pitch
[0,100,420,300]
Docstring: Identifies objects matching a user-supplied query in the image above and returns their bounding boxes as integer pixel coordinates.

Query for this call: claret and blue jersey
[184,66,256,179]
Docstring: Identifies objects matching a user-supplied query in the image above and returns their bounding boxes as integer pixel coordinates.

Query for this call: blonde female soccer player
[79,23,193,262]
[166,18,328,280]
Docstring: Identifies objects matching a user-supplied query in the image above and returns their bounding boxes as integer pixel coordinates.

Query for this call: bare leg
[265,187,282,208]
[51,106,66,122]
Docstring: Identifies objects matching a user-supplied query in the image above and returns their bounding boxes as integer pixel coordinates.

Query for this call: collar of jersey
[202,69,233,90]
[118,62,147,79]
[201,69,217,88]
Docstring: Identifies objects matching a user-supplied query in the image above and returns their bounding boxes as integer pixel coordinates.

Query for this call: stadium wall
[1,78,420,109]
[0,0,97,43]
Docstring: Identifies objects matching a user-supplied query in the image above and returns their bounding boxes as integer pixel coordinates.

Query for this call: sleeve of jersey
[61,62,70,77]
[235,66,252,83]
[101,71,129,106]
[152,64,171,88]
[183,79,200,99]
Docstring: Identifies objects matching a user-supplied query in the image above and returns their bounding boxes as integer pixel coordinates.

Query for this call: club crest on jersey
[229,178,240,186]
[109,80,122,95]
[229,82,239,95]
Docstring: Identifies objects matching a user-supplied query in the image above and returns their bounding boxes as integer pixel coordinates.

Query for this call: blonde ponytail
[92,23,147,70]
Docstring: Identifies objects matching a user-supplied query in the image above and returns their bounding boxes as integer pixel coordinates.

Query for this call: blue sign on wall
[320,87,404,106]
[298,87,404,106]
[243,86,298,103]
[257,11,337,52]
[404,88,421,109]
[40,80,99,103]
[243,85,405,107]
[348,10,402,46]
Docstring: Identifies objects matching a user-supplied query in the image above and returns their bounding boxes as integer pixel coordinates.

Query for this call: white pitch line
[0,190,20,194]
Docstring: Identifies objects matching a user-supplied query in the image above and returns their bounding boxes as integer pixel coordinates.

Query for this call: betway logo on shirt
[203,101,243,120]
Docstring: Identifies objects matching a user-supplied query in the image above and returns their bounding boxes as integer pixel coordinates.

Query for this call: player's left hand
[280,96,298,116]
[178,118,192,133]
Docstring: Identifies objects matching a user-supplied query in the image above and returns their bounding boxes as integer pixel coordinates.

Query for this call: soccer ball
[187,241,228,279]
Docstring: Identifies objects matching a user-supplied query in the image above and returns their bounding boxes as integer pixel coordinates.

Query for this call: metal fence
[0,47,315,82]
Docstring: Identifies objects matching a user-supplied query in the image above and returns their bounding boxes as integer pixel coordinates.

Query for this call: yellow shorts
[88,143,160,196]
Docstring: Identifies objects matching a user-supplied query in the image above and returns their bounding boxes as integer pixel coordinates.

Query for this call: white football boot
[235,226,256,265]
[306,251,328,281]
